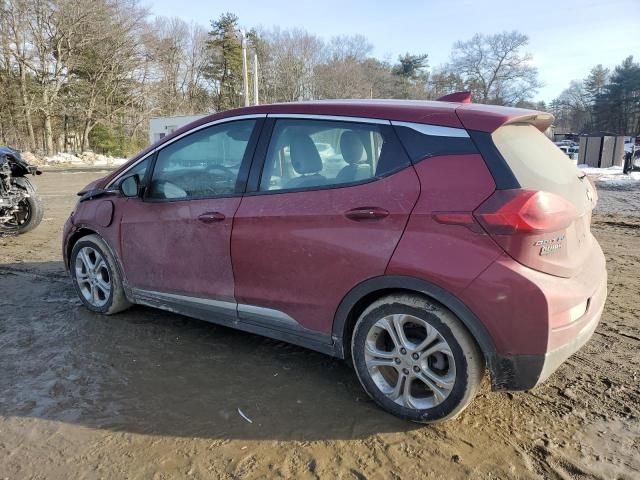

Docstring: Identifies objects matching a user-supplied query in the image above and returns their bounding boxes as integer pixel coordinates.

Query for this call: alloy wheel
[364,313,456,409]
[74,246,111,307]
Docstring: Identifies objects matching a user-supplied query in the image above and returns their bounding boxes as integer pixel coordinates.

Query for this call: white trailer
[148,114,208,145]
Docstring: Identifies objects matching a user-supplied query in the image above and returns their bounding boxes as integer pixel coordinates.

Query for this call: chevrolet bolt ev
[63,95,606,423]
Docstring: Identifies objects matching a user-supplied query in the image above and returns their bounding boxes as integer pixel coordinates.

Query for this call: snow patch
[578,164,640,185]
[24,151,128,167]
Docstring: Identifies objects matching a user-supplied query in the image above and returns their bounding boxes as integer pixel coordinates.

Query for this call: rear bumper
[462,239,608,391]
[491,273,606,390]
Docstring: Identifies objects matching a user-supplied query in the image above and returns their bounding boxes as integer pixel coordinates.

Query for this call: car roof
[199,99,551,133]
[102,99,553,187]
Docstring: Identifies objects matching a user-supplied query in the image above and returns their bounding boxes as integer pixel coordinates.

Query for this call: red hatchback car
[63,98,607,423]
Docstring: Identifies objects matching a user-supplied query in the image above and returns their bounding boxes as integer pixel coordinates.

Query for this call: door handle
[198,212,226,224]
[344,207,389,221]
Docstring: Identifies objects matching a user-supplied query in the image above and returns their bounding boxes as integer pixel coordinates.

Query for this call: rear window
[492,124,584,206]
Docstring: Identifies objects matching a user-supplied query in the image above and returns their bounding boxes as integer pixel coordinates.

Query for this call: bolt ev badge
[535,234,566,256]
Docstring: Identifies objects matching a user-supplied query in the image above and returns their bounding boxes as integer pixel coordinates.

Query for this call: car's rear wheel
[351,294,484,423]
[70,234,131,315]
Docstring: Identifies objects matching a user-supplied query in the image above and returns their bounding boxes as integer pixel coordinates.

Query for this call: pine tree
[205,13,243,111]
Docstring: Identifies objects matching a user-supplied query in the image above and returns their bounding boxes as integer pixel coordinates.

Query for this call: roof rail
[437,91,472,103]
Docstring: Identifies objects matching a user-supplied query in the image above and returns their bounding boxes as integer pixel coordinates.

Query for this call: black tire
[351,294,484,423]
[70,234,131,315]
[0,184,44,235]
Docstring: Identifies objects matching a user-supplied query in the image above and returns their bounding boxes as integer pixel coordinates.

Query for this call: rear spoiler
[437,92,553,133]
[456,104,554,133]
[437,91,472,104]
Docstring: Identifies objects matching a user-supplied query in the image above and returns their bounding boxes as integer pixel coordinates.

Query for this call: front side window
[147,119,256,200]
[259,119,409,192]
[116,157,150,188]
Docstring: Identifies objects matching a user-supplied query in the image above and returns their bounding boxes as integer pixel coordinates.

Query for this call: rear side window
[392,122,477,162]
[259,119,410,192]
[492,124,585,206]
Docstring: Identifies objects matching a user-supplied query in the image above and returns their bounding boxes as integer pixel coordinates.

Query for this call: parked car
[554,140,578,148]
[557,145,579,161]
[63,98,607,423]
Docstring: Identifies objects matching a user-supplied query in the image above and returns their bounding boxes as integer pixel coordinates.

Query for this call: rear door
[231,116,420,336]
[119,117,262,301]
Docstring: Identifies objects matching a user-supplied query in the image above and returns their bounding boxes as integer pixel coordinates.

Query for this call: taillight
[474,189,577,235]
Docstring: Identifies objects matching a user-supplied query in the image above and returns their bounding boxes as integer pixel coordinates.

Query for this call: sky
[148,0,639,103]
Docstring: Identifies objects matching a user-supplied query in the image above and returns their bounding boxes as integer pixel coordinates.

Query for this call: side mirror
[120,174,141,197]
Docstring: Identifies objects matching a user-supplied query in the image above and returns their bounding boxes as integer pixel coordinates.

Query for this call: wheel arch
[65,226,127,287]
[331,275,497,369]
[65,227,96,270]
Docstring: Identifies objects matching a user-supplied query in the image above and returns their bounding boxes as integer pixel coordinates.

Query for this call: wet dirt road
[0,171,638,479]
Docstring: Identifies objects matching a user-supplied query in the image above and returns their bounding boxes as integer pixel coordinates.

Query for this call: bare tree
[552,81,591,132]
[449,31,540,105]
[314,35,375,99]
[72,0,148,150]
[0,0,37,150]
[253,27,324,102]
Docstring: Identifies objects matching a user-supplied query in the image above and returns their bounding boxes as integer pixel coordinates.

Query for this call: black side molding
[491,354,545,391]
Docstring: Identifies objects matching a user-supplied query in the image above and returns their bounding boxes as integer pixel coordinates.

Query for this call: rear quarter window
[392,122,478,162]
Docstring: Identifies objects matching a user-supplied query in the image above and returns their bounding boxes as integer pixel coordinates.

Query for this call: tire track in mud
[0,264,69,282]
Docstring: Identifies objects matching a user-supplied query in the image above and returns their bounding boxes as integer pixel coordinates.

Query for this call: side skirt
[127,288,339,357]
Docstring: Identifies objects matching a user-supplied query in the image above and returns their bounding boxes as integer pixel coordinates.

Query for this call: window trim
[268,113,390,125]
[245,114,409,196]
[106,114,267,189]
[390,120,469,138]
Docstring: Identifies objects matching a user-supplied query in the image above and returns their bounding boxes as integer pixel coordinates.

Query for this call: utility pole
[253,53,259,106]
[240,30,249,107]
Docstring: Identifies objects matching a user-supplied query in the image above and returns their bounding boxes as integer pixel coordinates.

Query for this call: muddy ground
[0,171,638,479]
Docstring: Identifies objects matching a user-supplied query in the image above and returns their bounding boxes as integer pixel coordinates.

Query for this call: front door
[232,117,420,335]
[119,117,261,302]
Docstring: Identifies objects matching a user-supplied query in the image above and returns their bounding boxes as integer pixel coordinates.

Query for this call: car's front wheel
[351,294,484,423]
[70,234,131,315]
[0,182,44,235]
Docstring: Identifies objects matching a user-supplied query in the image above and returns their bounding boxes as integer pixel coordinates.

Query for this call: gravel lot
[0,170,639,479]
[593,180,640,217]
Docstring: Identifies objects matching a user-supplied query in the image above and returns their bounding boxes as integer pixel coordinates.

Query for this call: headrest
[290,134,323,174]
[340,131,365,165]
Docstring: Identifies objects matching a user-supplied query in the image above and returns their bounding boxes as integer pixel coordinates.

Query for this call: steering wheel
[206,165,235,179]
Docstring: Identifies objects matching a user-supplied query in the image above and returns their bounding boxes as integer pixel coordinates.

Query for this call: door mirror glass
[120,174,140,197]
